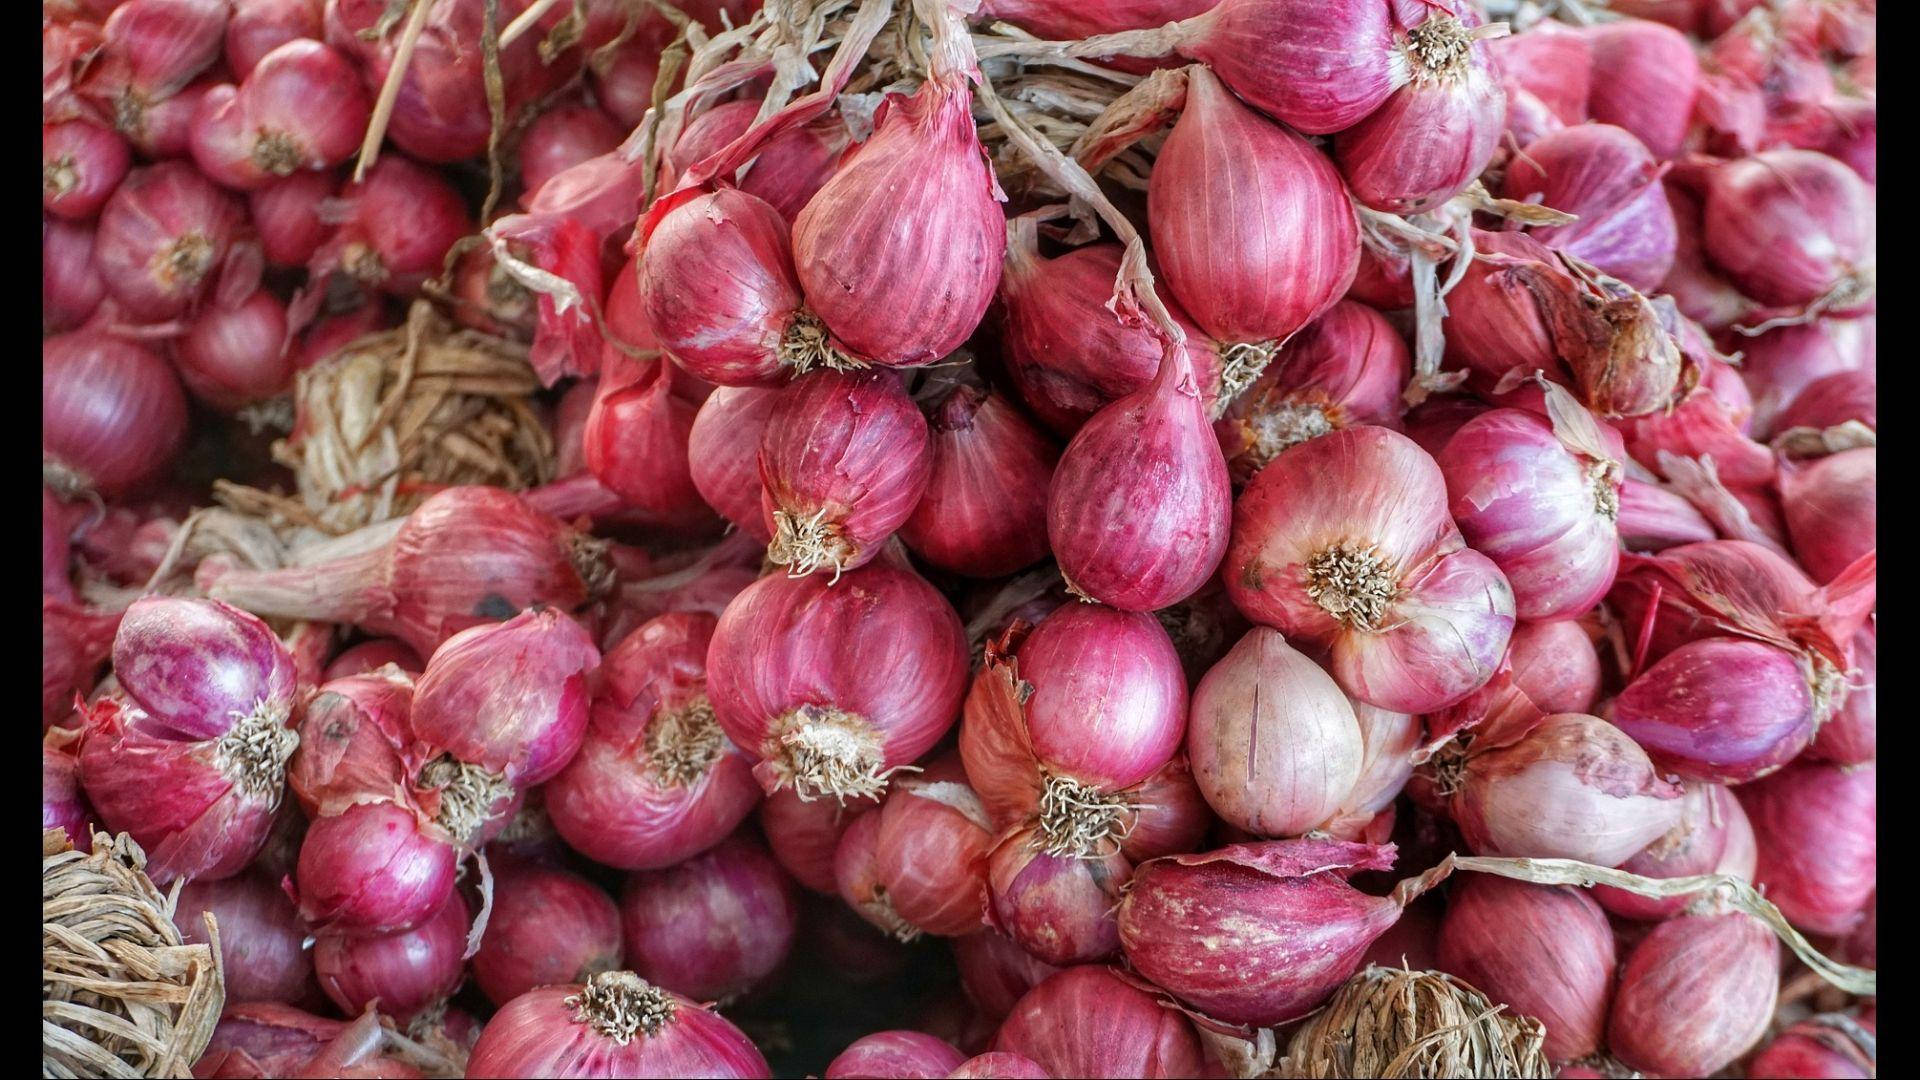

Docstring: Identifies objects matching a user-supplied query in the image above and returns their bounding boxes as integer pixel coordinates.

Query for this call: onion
[1434,876,1613,1063]
[1152,65,1358,362]
[313,155,471,298]
[739,115,852,225]
[836,810,918,942]
[825,1032,967,1079]
[1498,124,1676,292]
[1186,627,1364,837]
[761,785,875,894]
[43,219,108,334]
[287,668,415,819]
[1698,149,1875,312]
[1810,624,1875,765]
[1120,755,1217,861]
[207,486,613,659]
[296,299,396,369]
[1607,910,1779,1077]
[960,603,1187,855]
[548,613,760,870]
[473,859,622,1008]
[1747,1012,1877,1079]
[176,870,313,1005]
[953,930,1060,1021]
[1616,476,1718,552]
[1738,760,1875,936]
[43,329,189,497]
[466,971,771,1078]
[619,833,799,1004]
[293,798,457,935]
[582,354,715,529]
[707,561,968,801]
[1737,317,1874,438]
[1435,712,1685,866]
[869,776,994,937]
[44,120,132,220]
[94,161,245,319]
[1117,838,1427,1026]
[1609,636,1816,783]
[758,369,932,578]
[1592,782,1751,920]
[194,1004,351,1079]
[188,40,369,189]
[43,732,96,851]
[899,381,1059,579]
[322,639,422,680]
[1583,18,1700,158]
[1213,300,1410,486]
[666,100,757,182]
[227,0,323,78]
[1781,447,1874,584]
[175,287,295,411]
[688,387,781,544]
[519,102,622,208]
[97,0,229,104]
[1347,240,1415,310]
[1486,21,1589,126]
[993,965,1205,1080]
[313,893,467,1022]
[1227,425,1515,712]
[948,1051,1050,1079]
[1436,387,1624,620]
[1507,620,1601,715]
[984,826,1127,965]
[1774,368,1876,439]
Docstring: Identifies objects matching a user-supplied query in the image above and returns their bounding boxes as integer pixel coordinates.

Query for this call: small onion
[1583,19,1699,158]
[1699,149,1875,312]
[292,798,457,935]
[43,733,96,851]
[1499,124,1676,293]
[952,930,1060,1021]
[1592,782,1752,920]
[898,381,1060,579]
[1809,624,1875,765]
[948,1051,1051,1079]
[473,859,623,1008]
[43,329,190,498]
[43,219,108,334]
[761,784,877,895]
[1747,1012,1877,1079]
[175,869,313,1005]
[688,386,780,544]
[871,776,995,937]
[993,965,1205,1080]
[312,893,468,1022]
[619,833,799,1004]
[985,825,1128,966]
[43,119,133,220]
[1737,760,1876,936]
[1607,910,1779,1077]
[1608,636,1816,783]
[824,1031,966,1079]
[94,161,245,319]
[1781,447,1874,585]
[465,971,771,1078]
[1435,876,1614,1064]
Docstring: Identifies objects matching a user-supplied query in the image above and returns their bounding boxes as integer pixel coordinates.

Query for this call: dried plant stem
[354,0,436,183]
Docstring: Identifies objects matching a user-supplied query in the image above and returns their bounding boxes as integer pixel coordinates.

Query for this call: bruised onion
[824,1031,966,1080]
[473,860,623,1008]
[465,971,771,1079]
[313,893,467,1022]
[1738,760,1875,936]
[1435,876,1614,1063]
[993,965,1204,1080]
[707,562,968,800]
[619,833,799,1004]
[1608,909,1779,1077]
[899,381,1059,578]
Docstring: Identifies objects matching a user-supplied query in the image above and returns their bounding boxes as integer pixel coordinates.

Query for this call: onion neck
[568,532,616,599]
[861,885,922,943]
[1214,340,1280,415]
[1404,16,1475,84]
[205,545,391,627]
[1589,460,1622,520]
[216,702,299,798]
[768,507,856,582]
[566,972,675,1045]
[1305,544,1399,632]
[767,705,890,802]
[418,754,514,849]
[779,310,864,375]
[1035,773,1133,858]
[251,130,303,176]
[645,697,725,788]
[1244,401,1337,470]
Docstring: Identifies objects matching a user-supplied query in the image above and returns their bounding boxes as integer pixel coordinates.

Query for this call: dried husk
[1273,966,1550,1079]
[43,829,224,1079]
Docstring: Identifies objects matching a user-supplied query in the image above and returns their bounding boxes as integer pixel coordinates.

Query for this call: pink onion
[311,155,471,298]
[519,102,622,207]
[226,0,323,78]
[947,1051,1050,1079]
[43,599,121,729]
[322,639,422,681]
[95,0,229,106]
[707,561,968,801]
[465,971,771,1078]
[1498,124,1676,292]
[1584,19,1700,158]
[1747,1012,1876,1079]
[292,798,457,935]
[1486,21,1590,126]
[175,287,295,411]
[1781,447,1874,584]
[473,859,623,1008]
[953,930,1060,1020]
[1226,425,1515,713]
[1508,620,1601,715]
[825,1032,967,1080]
[94,161,245,319]
[899,381,1059,578]
[870,775,994,937]
[1608,910,1779,1076]
[313,893,467,1022]
[1773,367,1876,438]
[1609,636,1816,783]
[1435,876,1614,1063]
[43,219,108,334]
[761,785,875,895]
[43,732,96,851]
[993,966,1204,1080]
[1698,149,1875,312]
[1737,317,1874,438]
[43,329,190,498]
[985,826,1127,965]
[44,120,132,220]
[619,833,799,1004]
[1738,760,1875,936]
[582,354,714,529]
[1592,782,1752,920]
[176,869,313,1005]
[188,40,369,189]
[1809,624,1874,765]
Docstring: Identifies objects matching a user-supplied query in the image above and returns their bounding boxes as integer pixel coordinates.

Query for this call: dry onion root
[1274,966,1552,1080]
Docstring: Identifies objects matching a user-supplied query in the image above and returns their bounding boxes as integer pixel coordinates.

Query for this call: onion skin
[1121,755,1217,861]
[465,973,772,1079]
[1435,877,1613,1064]
[314,155,471,299]
[824,1031,967,1079]
[1186,627,1364,837]
[1699,149,1875,311]
[1737,761,1875,936]
[1151,65,1358,348]
[874,778,994,937]
[1809,625,1874,765]
[287,669,414,819]
[986,827,1127,966]
[1226,426,1515,713]
[1608,637,1815,783]
[1593,782,1750,920]
[1738,317,1875,438]
[322,639,421,681]
[993,965,1205,1080]
[582,354,714,529]
[43,735,96,852]
[1486,21,1590,125]
[1607,911,1779,1077]
[1747,1013,1876,1079]
[619,834,799,1004]
[953,930,1061,1021]
[43,329,190,497]
[1500,124,1675,293]
[409,607,597,787]
[1508,620,1601,715]
[1583,19,1699,159]
[473,860,623,1008]
[761,785,876,894]
[1781,447,1874,585]
[95,161,245,319]
[547,613,760,871]
[948,1051,1051,1079]
[292,798,456,935]
[899,383,1060,579]
[688,387,780,543]
[313,894,467,1023]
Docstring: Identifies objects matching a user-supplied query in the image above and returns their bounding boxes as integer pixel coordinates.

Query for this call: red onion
[667,100,758,182]
[789,42,1003,368]
[761,785,875,894]
[322,638,422,680]
[1213,300,1409,485]
[1616,476,1719,551]
[293,798,458,934]
[473,859,623,1008]
[313,155,471,298]
[985,826,1127,965]
[465,971,771,1078]
[176,287,295,410]
[993,965,1205,1080]
[1120,755,1217,861]
[899,382,1059,578]
[836,809,918,941]
[287,668,415,819]
[98,0,229,103]
[1437,388,1624,620]
[1584,19,1700,158]
[758,369,931,577]
[44,120,132,220]
[227,0,323,78]
[620,833,798,1004]
[1118,839,1433,1026]
[1186,627,1364,837]
[410,606,597,787]
[548,613,759,870]
[688,386,780,544]
[43,732,96,851]
[1738,760,1875,936]
[194,1003,351,1079]
[1748,1012,1876,1079]
[708,562,968,800]
[297,298,395,368]
[250,170,336,263]
[43,599,121,728]
[1781,447,1874,584]
[1227,425,1515,713]
[947,1051,1050,1079]
[1436,712,1685,866]
[1774,367,1876,438]
[1507,620,1600,715]
[582,354,714,529]
[189,41,368,190]
[1499,124,1676,293]
[1699,149,1875,312]
[825,1031,967,1079]
[519,102,622,208]
[1610,636,1816,782]
[738,114,852,225]
[44,329,189,496]
[996,229,1223,438]
[112,594,298,743]
[313,893,467,1022]
[43,218,108,333]
[1592,782,1751,920]
[586,20,674,129]
[1486,21,1589,126]
[1435,876,1614,1063]
[1658,182,1755,331]
[1608,910,1779,1076]
[1152,65,1358,357]
[870,776,994,937]
[1332,7,1505,214]
[95,161,245,319]
[953,930,1060,1020]
[1810,624,1874,765]
[1738,316,1874,438]
[960,604,1186,853]
[208,486,613,658]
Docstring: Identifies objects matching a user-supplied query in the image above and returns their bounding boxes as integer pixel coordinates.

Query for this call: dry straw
[1276,966,1552,1079]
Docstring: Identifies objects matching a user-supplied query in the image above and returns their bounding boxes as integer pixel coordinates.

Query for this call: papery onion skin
[993,965,1206,1080]
[1607,911,1779,1077]
[1608,637,1816,783]
[874,777,994,937]
[293,798,456,935]
[953,930,1061,1021]
[43,735,96,851]
[1499,123,1676,292]
[464,972,773,1079]
[175,868,314,1005]
[947,1051,1051,1079]
[44,329,190,498]
[619,833,799,1004]
[899,383,1060,578]
[1583,19,1700,159]
[312,893,467,1022]
[1186,627,1364,837]
[1738,317,1874,438]
[473,860,623,1008]
[1737,760,1876,936]
[689,387,780,544]
[1781,447,1874,585]
[1592,782,1749,920]
[1435,876,1614,1064]
[707,562,969,801]
[824,1031,967,1079]
[322,639,422,681]
[986,827,1128,966]
[1699,149,1875,311]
